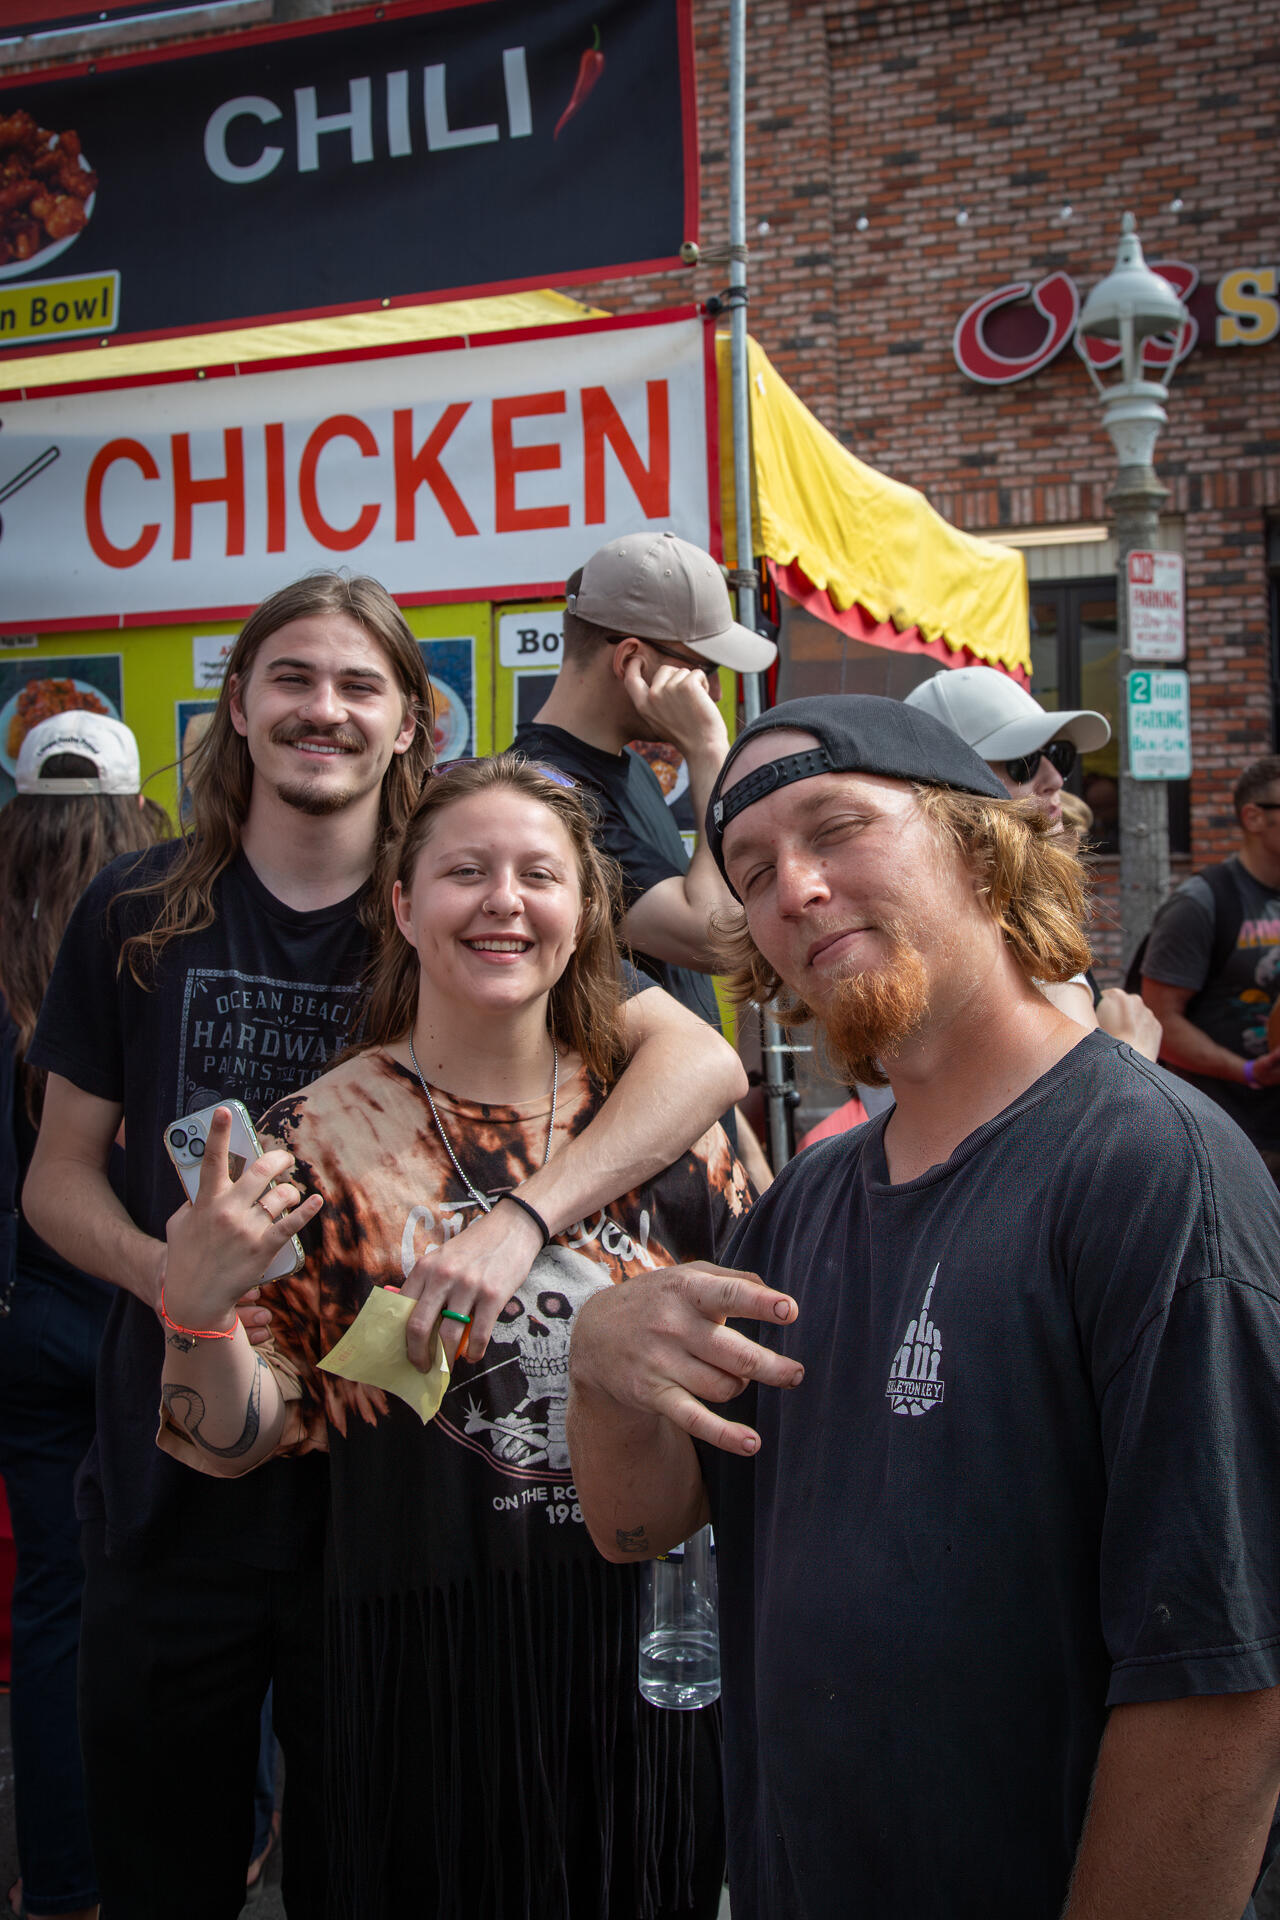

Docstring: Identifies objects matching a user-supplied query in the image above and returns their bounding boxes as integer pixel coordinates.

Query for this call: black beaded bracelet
[500,1190,552,1248]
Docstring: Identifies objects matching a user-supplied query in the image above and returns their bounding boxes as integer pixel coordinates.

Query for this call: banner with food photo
[0,307,717,629]
[0,0,694,352]
[418,636,474,764]
[0,650,122,800]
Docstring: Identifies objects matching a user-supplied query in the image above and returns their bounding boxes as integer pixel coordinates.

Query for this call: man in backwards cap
[568,696,1280,1920]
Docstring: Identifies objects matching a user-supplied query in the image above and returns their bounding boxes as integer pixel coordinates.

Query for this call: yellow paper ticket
[318,1286,450,1425]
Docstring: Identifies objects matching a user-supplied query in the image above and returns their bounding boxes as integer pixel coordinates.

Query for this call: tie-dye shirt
[165,1042,749,1920]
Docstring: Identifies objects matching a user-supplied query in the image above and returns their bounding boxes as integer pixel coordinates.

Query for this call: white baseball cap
[15,712,141,795]
[568,530,778,674]
[903,666,1110,761]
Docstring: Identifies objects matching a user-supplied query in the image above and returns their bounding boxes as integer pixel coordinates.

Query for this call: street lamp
[1074,212,1190,967]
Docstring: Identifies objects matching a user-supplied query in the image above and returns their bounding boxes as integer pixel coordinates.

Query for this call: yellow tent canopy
[717,333,1029,677]
[0,293,1027,676]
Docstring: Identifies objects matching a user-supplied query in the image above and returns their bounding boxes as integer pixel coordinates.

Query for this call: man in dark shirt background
[1142,754,1280,1177]
[512,530,776,1038]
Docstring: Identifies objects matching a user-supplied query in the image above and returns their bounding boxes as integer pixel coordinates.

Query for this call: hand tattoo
[615,1524,651,1555]
[162,1357,264,1458]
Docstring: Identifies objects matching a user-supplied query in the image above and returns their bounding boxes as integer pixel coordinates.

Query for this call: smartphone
[164,1099,304,1283]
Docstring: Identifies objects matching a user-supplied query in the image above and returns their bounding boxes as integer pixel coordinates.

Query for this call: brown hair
[0,775,170,1118]
[561,563,627,665]
[1234,755,1280,822]
[714,784,1092,1015]
[117,573,434,984]
[359,753,629,1086]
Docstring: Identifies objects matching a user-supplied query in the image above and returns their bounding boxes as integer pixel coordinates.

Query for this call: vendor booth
[0,289,1027,814]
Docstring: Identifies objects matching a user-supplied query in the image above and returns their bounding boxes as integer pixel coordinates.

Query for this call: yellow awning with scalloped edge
[717,332,1030,677]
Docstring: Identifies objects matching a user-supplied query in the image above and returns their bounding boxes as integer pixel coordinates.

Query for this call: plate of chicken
[0,111,98,279]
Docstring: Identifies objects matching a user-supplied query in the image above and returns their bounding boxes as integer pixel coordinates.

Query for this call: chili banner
[0,307,718,629]
[0,0,696,352]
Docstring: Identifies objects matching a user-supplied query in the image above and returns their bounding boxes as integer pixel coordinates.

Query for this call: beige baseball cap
[568,531,778,674]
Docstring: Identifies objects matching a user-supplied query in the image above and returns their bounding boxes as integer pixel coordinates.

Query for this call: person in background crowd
[1140,754,1280,1182]
[568,696,1280,1920]
[512,531,777,1180]
[153,755,746,1920]
[905,664,1161,1058]
[0,714,168,1920]
[22,574,745,1920]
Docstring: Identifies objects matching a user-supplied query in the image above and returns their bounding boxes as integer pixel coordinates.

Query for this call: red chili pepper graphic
[554,23,604,140]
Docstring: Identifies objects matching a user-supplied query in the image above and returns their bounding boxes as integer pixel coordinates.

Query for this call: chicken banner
[0,308,718,629]
[0,0,695,352]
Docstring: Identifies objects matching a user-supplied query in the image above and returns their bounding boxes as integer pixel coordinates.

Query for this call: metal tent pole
[727,0,796,1170]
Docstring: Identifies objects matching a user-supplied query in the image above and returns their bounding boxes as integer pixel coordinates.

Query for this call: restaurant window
[1029,578,1190,855]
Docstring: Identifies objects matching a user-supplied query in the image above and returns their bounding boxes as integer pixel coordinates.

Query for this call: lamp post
[1074,213,1190,968]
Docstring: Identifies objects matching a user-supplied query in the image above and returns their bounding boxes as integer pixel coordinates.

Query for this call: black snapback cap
[706,694,1009,889]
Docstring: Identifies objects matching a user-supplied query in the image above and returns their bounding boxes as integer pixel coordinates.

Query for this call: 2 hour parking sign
[1127,668,1192,780]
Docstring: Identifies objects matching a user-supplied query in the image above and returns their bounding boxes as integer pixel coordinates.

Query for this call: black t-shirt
[1143,854,1280,1148]
[29,841,368,1565]
[511,722,724,1034]
[701,1033,1280,1920]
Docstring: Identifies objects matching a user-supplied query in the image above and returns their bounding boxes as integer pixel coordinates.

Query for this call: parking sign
[1127,668,1192,779]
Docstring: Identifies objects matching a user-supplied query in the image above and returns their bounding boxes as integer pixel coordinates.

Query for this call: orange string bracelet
[159,1280,237,1341]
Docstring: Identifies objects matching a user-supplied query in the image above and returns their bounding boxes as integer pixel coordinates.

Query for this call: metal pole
[1111,465,1171,968]
[728,0,757,713]
[726,0,794,1170]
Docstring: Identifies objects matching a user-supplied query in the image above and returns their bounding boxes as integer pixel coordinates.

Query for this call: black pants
[79,1527,327,1920]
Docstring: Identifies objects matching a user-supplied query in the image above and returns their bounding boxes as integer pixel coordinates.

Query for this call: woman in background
[0,714,167,1920]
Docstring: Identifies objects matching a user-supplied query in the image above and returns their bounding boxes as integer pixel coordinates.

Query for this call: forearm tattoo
[165,1331,197,1353]
[162,1356,265,1459]
[615,1524,651,1555]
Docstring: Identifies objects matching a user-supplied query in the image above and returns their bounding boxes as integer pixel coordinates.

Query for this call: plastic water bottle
[638,1524,720,1709]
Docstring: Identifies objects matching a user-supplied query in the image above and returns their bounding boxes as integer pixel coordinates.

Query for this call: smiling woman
[153,752,748,1920]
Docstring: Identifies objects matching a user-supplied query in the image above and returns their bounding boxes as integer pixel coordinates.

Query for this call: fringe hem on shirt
[323,1554,716,1920]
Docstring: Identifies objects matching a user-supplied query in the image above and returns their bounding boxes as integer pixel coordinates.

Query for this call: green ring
[440,1307,473,1326]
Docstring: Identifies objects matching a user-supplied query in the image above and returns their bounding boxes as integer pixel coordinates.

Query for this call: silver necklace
[407,1034,559,1214]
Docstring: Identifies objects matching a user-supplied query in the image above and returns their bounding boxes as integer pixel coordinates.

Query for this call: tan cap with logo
[568,531,778,674]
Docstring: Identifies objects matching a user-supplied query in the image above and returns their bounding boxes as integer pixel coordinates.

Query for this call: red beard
[810,920,930,1089]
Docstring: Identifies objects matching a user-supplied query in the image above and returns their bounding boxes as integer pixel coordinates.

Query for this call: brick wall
[573,0,1280,919]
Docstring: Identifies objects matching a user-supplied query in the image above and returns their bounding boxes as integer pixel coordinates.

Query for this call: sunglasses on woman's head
[1002,738,1077,786]
[430,755,577,790]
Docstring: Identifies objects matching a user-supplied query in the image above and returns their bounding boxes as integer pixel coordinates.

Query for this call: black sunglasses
[1002,738,1077,786]
[610,634,714,672]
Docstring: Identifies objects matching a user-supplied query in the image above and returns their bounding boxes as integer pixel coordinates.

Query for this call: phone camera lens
[169,1128,188,1148]
[190,1137,205,1158]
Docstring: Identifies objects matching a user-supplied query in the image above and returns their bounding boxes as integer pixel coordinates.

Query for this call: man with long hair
[569,695,1280,1920]
[23,572,745,1920]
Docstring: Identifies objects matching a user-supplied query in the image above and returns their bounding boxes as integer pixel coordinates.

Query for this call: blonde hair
[118,573,434,985]
[358,753,630,1087]
[714,784,1092,1016]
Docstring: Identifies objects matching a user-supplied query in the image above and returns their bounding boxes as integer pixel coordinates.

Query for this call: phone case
[164,1099,304,1282]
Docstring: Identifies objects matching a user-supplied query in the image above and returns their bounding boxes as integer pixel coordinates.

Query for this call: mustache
[269,722,364,753]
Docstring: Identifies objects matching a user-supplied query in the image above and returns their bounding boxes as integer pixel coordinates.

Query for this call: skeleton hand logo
[885,1264,945,1417]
